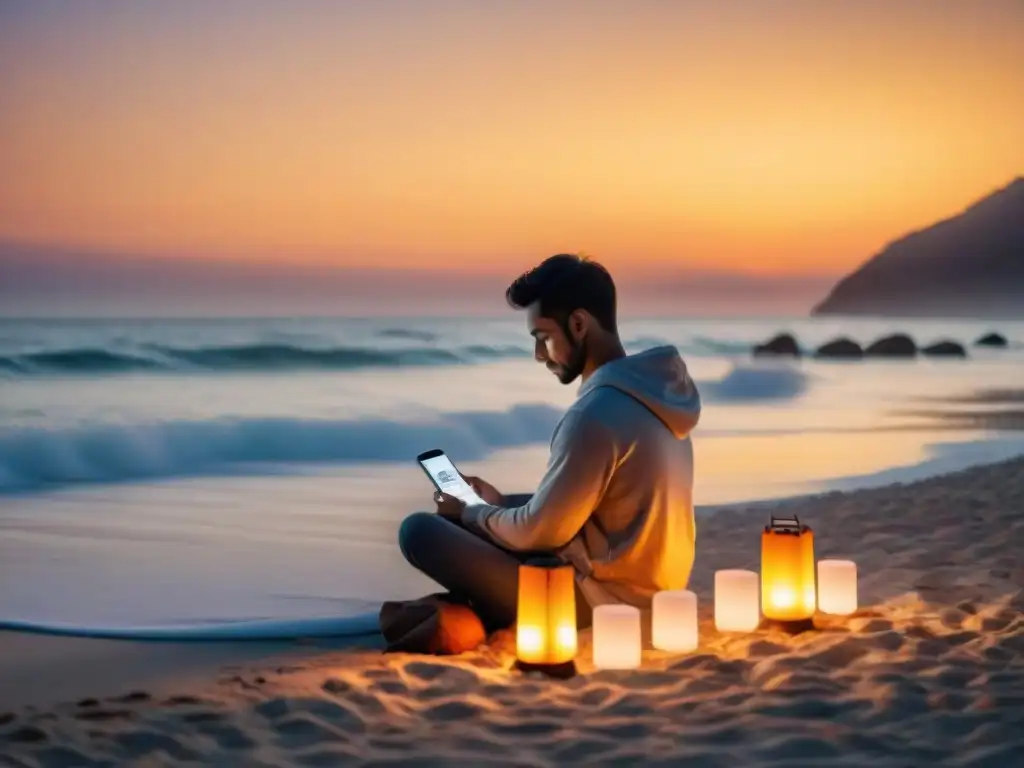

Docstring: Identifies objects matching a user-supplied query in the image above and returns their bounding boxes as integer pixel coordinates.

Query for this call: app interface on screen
[421,455,485,505]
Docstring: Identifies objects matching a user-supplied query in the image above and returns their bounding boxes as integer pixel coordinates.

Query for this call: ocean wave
[376,328,437,341]
[0,363,810,493]
[690,335,754,356]
[0,348,163,373]
[624,336,671,351]
[0,403,563,494]
[0,342,532,375]
[701,364,810,402]
[0,334,762,376]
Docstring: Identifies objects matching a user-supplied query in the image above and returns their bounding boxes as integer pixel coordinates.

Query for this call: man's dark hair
[505,253,618,334]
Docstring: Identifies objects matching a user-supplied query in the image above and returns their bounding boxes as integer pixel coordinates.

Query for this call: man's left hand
[434,491,465,521]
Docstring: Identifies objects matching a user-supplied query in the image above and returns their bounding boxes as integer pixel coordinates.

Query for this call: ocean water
[2,315,1024,627]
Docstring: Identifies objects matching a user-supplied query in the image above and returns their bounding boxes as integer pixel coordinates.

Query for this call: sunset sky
[1,0,1022,315]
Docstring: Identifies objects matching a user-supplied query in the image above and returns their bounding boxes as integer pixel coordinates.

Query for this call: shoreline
[698,430,1024,515]
[698,397,1024,512]
[2,453,1023,765]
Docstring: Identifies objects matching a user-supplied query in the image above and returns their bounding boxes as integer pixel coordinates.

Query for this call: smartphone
[416,448,487,507]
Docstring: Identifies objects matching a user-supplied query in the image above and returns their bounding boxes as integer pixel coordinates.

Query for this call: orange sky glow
[1,0,1022,286]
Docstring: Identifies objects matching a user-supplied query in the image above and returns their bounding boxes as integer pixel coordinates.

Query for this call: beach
[2,316,1023,765]
[3,451,1022,766]
[4,0,1023,761]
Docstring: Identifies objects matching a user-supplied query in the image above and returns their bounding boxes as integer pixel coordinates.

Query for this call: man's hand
[434,491,466,521]
[461,474,503,505]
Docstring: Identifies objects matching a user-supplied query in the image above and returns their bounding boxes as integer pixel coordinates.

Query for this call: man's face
[526,302,587,385]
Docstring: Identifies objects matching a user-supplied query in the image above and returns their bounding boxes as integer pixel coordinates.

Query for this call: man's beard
[552,333,587,385]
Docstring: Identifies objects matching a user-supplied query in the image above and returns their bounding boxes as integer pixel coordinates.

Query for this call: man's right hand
[461,474,504,506]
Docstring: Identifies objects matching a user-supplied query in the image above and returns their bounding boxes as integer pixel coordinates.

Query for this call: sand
[3,456,1024,767]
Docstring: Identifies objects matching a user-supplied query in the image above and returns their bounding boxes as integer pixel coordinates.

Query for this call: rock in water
[975,332,1008,348]
[922,341,967,357]
[814,338,864,359]
[865,334,917,358]
[753,333,800,357]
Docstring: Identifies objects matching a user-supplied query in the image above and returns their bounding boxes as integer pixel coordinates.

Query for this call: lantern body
[516,558,577,667]
[592,604,642,669]
[817,559,857,615]
[652,590,698,651]
[761,515,816,622]
[714,569,760,632]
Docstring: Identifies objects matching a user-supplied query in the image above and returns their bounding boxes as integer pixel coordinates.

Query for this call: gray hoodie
[462,345,701,610]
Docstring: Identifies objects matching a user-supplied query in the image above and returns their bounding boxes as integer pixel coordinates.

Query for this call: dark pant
[398,512,592,633]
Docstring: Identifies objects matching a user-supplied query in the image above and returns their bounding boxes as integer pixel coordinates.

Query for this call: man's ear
[569,309,588,341]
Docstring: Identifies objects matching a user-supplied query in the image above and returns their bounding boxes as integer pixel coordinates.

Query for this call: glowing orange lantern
[761,515,817,632]
[514,557,577,678]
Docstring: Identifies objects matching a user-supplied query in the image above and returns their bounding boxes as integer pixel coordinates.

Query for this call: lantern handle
[768,514,801,530]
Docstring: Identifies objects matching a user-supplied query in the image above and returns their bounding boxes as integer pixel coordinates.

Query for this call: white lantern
[714,569,760,632]
[652,590,698,652]
[817,560,857,615]
[592,604,641,669]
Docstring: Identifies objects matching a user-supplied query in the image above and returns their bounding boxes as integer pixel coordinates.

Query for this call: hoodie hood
[577,345,701,438]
